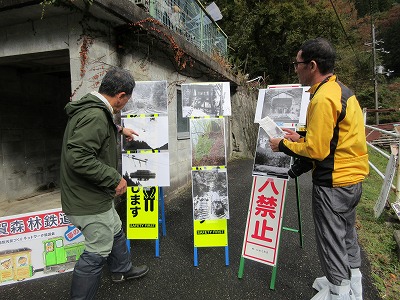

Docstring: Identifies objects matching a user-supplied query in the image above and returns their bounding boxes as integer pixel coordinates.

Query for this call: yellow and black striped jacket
[279,75,369,187]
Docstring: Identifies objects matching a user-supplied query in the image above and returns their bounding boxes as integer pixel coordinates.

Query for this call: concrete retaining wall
[0,5,258,206]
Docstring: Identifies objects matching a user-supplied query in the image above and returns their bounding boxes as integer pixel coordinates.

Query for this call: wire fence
[134,0,227,57]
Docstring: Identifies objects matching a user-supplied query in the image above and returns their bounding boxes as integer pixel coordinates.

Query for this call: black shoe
[111,265,149,283]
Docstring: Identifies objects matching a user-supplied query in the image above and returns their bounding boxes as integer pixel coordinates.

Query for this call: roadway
[1,158,381,300]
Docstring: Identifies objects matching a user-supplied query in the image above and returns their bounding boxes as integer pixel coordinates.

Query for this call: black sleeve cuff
[279,140,307,160]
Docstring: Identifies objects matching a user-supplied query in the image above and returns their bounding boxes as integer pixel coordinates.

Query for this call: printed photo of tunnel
[254,86,308,124]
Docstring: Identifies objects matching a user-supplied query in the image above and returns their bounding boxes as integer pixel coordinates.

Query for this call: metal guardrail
[365,123,400,218]
[133,0,228,57]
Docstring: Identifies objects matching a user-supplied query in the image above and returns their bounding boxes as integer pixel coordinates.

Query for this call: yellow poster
[126,186,159,240]
[193,219,228,247]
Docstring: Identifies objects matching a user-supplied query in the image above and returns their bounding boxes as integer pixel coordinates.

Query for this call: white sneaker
[313,276,330,291]
[310,286,331,300]
[329,280,356,300]
[350,268,363,300]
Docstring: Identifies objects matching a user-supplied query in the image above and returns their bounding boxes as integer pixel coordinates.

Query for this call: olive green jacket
[60,93,121,215]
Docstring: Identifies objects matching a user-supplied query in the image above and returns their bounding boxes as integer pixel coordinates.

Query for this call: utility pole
[370,24,392,124]
[372,23,379,124]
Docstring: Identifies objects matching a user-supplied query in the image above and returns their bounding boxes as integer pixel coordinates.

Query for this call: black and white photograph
[252,127,292,179]
[122,80,168,116]
[190,118,226,167]
[182,82,231,117]
[121,116,169,152]
[254,86,310,124]
[122,152,170,187]
[192,169,229,220]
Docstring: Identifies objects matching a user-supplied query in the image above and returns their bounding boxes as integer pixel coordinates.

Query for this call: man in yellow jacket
[270,38,369,300]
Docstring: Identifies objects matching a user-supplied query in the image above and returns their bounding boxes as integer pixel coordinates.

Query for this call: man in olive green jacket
[60,68,148,300]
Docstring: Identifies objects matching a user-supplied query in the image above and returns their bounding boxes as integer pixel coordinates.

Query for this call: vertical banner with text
[126,186,159,240]
[241,176,287,266]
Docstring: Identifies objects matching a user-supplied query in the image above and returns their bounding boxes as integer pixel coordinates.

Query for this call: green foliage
[216,0,356,84]
[377,82,400,123]
[353,0,397,17]
[216,0,399,123]
[357,77,400,124]
[355,86,375,108]
[379,6,400,78]
[335,46,371,93]
[195,134,213,162]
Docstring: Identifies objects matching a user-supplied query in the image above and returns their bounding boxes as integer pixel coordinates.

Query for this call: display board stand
[181,82,232,268]
[194,245,229,267]
[158,187,167,236]
[192,218,230,266]
[126,187,166,257]
[155,187,167,257]
[238,177,303,289]
[190,117,230,267]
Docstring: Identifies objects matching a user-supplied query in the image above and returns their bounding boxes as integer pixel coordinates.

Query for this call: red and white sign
[241,176,287,266]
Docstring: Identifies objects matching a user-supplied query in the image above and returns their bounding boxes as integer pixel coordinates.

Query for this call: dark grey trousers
[312,182,362,286]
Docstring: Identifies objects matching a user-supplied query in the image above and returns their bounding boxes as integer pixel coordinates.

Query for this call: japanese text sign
[126,186,159,240]
[241,176,287,266]
[193,219,228,247]
[0,210,71,238]
[0,208,84,286]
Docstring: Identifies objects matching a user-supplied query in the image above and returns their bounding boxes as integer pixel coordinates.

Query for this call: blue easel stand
[194,247,199,267]
[193,246,230,267]
[224,246,229,265]
[126,186,167,257]
[155,239,160,257]
[159,187,167,236]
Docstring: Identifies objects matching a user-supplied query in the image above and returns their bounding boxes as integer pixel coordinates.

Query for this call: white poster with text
[241,176,287,266]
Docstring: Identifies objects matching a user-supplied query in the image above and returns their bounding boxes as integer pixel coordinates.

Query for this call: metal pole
[394,125,400,201]
[372,24,379,124]
[295,177,304,248]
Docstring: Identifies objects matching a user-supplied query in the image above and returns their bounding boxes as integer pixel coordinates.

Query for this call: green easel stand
[238,176,303,290]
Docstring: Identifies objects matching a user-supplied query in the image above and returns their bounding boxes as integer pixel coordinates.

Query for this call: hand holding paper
[258,116,285,139]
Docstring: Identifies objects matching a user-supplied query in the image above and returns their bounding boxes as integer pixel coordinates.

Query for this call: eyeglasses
[292,60,310,68]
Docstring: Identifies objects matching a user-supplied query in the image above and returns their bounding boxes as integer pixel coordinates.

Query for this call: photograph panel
[122,81,168,116]
[122,152,170,187]
[192,169,229,220]
[121,116,169,152]
[182,82,231,117]
[190,118,226,167]
[254,86,309,124]
[298,88,311,125]
[252,127,292,179]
